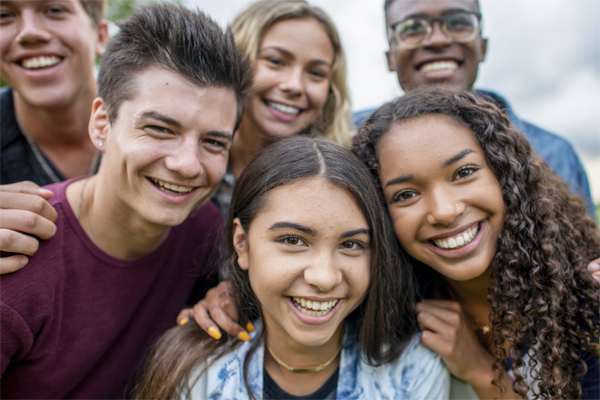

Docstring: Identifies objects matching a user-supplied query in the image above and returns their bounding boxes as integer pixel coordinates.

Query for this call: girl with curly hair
[352,88,599,399]
[135,137,449,399]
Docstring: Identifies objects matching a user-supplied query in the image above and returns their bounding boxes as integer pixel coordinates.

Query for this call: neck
[442,267,493,327]
[263,321,344,396]
[66,175,171,260]
[12,80,99,179]
[229,116,276,179]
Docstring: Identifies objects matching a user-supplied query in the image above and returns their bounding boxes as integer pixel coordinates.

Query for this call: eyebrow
[384,174,414,188]
[340,229,371,239]
[139,111,182,129]
[400,8,472,20]
[259,46,332,68]
[443,149,475,167]
[269,222,316,236]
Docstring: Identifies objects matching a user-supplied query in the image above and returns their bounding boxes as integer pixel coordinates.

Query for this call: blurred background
[74,0,600,211]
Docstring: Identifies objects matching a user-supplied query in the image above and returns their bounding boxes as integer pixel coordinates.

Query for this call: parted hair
[352,88,600,399]
[135,137,418,399]
[231,0,353,147]
[79,0,106,26]
[97,3,253,125]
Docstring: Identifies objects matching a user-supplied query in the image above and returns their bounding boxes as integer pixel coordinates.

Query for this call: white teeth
[419,60,458,73]
[266,101,301,116]
[292,297,338,315]
[150,178,193,194]
[433,224,479,250]
[21,56,62,69]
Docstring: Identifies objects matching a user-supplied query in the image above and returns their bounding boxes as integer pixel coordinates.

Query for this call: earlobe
[479,38,488,62]
[89,98,109,152]
[386,50,395,72]
[232,218,249,271]
[95,19,109,56]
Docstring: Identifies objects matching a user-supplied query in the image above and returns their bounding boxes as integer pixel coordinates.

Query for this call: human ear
[479,37,488,63]
[232,218,249,271]
[89,98,109,153]
[386,49,395,72]
[95,19,109,56]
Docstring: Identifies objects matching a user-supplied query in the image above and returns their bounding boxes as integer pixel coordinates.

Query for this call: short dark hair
[79,0,106,26]
[97,3,253,126]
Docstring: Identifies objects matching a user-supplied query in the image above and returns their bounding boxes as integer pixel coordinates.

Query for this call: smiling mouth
[418,60,459,73]
[20,56,63,70]
[291,297,339,317]
[149,178,194,195]
[265,100,301,116]
[430,222,480,250]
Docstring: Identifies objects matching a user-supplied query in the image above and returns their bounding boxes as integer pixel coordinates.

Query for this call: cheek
[306,82,330,113]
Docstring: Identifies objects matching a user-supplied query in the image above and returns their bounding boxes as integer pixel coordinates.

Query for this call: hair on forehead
[97,3,252,126]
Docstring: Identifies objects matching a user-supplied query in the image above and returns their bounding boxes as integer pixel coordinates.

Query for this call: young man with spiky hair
[0,3,252,398]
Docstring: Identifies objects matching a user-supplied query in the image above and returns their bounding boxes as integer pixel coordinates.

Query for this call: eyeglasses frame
[390,10,482,49]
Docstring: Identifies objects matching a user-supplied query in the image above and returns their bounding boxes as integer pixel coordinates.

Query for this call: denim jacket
[184,327,450,400]
[353,90,596,218]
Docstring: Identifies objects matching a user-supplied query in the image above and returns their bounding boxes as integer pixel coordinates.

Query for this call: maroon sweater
[0,179,222,398]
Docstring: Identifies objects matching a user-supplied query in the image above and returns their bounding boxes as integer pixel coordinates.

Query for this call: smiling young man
[0,4,252,398]
[0,0,108,273]
[354,0,595,217]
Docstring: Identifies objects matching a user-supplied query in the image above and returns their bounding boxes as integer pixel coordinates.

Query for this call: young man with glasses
[354,0,595,218]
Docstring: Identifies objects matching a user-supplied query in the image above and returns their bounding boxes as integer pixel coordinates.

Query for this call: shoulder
[0,87,21,146]
[353,108,378,128]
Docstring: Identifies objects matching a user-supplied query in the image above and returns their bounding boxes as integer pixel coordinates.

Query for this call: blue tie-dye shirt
[183,325,450,400]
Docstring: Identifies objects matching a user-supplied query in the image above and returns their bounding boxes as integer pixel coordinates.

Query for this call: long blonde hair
[231,0,353,146]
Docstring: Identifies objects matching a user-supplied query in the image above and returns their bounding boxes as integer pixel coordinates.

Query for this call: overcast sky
[183,0,600,202]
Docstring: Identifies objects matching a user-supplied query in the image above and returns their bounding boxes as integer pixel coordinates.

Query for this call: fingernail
[208,326,222,340]
[245,322,255,333]
[237,332,251,342]
[21,256,29,267]
[589,262,600,272]
[178,318,188,326]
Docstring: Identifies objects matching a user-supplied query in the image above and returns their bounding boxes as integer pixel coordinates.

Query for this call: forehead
[261,18,334,61]
[379,114,481,170]
[254,178,368,231]
[386,0,479,23]
[122,67,237,130]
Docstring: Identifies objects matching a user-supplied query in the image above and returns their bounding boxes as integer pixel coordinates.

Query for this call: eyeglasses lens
[394,12,479,47]
[445,13,479,41]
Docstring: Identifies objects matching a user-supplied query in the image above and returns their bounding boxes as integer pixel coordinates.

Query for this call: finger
[176,308,194,326]
[205,299,249,341]
[0,182,54,199]
[417,302,464,327]
[417,299,461,312]
[417,310,455,335]
[0,255,29,275]
[0,192,58,223]
[191,300,223,340]
[0,229,40,256]
[588,259,600,272]
[420,329,453,358]
[0,210,57,240]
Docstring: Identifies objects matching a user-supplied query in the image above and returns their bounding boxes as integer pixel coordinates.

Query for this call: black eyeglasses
[390,11,482,49]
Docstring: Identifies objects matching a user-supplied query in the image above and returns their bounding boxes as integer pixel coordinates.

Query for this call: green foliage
[108,0,181,22]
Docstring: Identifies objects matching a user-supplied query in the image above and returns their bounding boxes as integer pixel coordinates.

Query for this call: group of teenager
[0,0,598,399]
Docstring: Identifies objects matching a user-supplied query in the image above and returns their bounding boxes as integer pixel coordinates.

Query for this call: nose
[16,9,52,45]
[164,138,204,179]
[303,249,343,293]
[279,67,304,96]
[424,20,452,48]
[426,185,464,225]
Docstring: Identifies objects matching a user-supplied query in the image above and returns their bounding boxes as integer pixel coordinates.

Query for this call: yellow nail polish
[245,322,255,333]
[208,326,222,340]
[237,331,251,342]
[178,318,188,326]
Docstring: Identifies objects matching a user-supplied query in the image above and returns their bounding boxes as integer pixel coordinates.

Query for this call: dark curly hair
[352,88,599,399]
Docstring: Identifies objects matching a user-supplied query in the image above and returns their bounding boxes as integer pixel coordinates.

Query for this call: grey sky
[184,0,600,202]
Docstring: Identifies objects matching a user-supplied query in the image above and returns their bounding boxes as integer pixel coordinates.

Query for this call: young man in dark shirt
[0,0,108,272]
[0,4,252,398]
